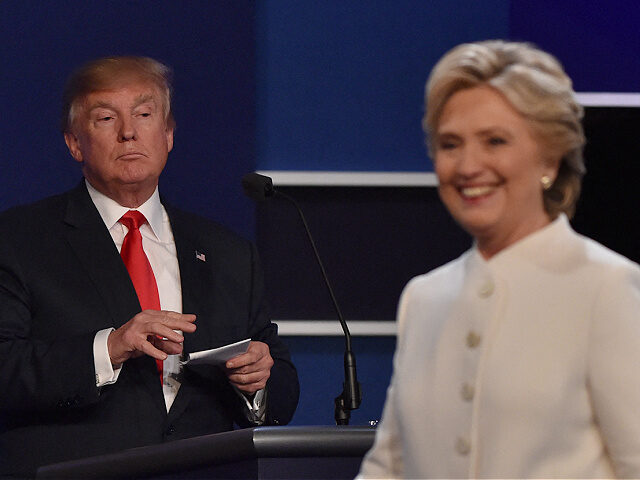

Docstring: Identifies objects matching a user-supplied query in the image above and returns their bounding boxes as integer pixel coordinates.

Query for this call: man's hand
[107,310,197,366]
[224,341,273,394]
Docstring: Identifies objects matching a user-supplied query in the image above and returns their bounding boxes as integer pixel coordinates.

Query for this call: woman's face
[434,85,557,258]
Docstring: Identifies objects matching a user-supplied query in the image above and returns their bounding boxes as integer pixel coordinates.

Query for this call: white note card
[183,338,251,366]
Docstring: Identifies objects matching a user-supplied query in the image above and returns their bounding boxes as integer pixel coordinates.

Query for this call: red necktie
[119,210,163,382]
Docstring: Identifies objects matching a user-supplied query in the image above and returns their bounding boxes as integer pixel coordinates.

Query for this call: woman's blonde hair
[424,40,585,218]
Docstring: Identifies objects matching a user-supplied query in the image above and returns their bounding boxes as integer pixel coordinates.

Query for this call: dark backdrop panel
[2,0,638,431]
[256,187,471,321]
[572,107,640,261]
[262,105,640,427]
[256,107,640,323]
[256,0,510,172]
[0,1,256,237]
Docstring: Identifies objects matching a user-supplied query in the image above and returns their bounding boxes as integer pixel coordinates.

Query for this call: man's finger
[150,337,184,355]
[147,324,185,343]
[139,311,197,330]
[226,341,269,369]
[226,351,260,369]
[156,312,197,332]
[138,338,169,361]
[230,372,270,393]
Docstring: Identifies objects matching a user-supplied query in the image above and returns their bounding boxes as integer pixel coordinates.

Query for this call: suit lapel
[63,183,141,329]
[165,206,215,354]
[164,206,219,420]
[64,182,166,414]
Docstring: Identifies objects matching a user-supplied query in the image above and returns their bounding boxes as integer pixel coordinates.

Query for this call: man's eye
[488,137,506,146]
[98,116,114,122]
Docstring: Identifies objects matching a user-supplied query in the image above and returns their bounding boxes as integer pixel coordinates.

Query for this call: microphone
[241,172,362,425]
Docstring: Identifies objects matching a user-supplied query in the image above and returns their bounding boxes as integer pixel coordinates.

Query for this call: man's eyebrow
[132,93,157,109]
[87,100,115,112]
[86,94,157,113]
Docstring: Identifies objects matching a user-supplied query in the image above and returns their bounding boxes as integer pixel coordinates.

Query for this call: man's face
[64,81,174,206]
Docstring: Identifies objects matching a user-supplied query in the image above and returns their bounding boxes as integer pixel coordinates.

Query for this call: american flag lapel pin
[195,250,206,262]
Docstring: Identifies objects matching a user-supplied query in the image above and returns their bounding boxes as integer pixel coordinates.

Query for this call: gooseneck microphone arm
[241,172,362,425]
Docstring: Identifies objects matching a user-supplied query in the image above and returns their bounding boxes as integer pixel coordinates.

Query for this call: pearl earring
[540,175,553,190]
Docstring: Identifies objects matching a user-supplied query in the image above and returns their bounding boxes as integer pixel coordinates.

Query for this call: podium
[36,426,375,479]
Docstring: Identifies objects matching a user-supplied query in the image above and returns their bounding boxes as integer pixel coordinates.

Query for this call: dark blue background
[0,1,256,237]
[1,0,637,428]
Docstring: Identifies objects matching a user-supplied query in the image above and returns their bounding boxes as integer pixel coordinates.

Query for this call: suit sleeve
[588,260,640,478]
[0,232,100,413]
[237,242,299,427]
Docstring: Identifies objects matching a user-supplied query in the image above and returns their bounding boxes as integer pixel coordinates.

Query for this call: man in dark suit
[0,56,299,477]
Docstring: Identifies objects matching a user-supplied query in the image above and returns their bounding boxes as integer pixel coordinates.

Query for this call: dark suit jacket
[0,182,299,477]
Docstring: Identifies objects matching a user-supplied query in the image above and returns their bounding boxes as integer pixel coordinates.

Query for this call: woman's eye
[437,138,458,150]
[440,142,458,151]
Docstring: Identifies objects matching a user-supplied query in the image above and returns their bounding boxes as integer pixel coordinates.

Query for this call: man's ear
[165,126,174,153]
[64,132,83,163]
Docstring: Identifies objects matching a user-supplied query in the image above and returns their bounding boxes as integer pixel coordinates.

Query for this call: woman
[358,40,640,479]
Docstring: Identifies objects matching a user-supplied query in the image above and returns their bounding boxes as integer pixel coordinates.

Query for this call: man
[0,56,299,477]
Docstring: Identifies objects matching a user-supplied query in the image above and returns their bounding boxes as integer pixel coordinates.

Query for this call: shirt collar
[85,179,167,241]
[471,214,572,270]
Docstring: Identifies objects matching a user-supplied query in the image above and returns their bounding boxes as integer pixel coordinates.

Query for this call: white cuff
[233,386,267,424]
[93,328,123,386]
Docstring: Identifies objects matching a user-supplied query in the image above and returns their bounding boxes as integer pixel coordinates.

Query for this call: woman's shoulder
[570,230,640,279]
[403,249,473,295]
[563,232,640,309]
[581,235,638,268]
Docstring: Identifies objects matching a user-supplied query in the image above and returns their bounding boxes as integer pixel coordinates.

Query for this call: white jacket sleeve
[356,281,420,479]
[588,260,640,478]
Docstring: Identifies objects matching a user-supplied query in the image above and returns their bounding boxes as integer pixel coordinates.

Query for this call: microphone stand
[241,172,362,424]
[273,190,362,425]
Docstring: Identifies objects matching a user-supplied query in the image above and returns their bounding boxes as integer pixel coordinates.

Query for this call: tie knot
[119,210,148,231]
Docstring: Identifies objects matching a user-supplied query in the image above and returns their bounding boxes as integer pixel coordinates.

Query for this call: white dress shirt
[358,215,640,479]
[87,180,265,419]
[87,181,183,411]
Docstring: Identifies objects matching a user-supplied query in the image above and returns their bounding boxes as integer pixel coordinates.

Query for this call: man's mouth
[118,152,145,160]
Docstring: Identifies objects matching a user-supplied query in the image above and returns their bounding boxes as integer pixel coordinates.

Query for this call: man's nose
[118,117,136,141]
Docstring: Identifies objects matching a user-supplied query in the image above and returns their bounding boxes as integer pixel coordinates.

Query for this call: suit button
[456,437,471,456]
[461,383,475,402]
[478,281,494,298]
[466,331,481,348]
[166,425,176,435]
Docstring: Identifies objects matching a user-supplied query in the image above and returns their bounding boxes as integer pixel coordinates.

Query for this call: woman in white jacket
[358,40,640,479]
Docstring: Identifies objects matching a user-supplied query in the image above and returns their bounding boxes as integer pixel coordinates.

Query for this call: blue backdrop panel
[0,1,256,237]
[256,0,510,172]
[257,1,639,174]
[509,0,640,92]
[2,0,638,434]
[286,336,396,426]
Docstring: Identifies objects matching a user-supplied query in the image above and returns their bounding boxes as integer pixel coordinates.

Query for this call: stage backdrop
[1,1,638,430]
